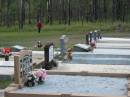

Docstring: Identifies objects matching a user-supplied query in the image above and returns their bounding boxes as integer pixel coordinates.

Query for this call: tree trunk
[28,0,31,24]
[0,0,2,26]
[6,0,10,27]
[62,0,67,24]
[59,0,62,24]
[19,0,25,31]
[49,0,53,25]
[92,0,98,21]
[67,0,70,25]
[103,0,107,19]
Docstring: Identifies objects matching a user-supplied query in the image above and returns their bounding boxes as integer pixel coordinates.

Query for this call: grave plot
[72,35,130,61]
[97,37,130,49]
[3,36,130,97]
[0,42,59,80]
[97,43,130,49]
[0,61,14,80]
[68,36,130,65]
[4,49,130,97]
[98,37,130,43]
[14,75,128,96]
[0,61,14,67]
[70,49,130,65]
[55,63,130,73]
[5,72,130,97]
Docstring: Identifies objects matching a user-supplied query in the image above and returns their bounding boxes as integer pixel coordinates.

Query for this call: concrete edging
[127,77,130,96]
[46,70,130,78]
[4,71,130,97]
[4,91,127,97]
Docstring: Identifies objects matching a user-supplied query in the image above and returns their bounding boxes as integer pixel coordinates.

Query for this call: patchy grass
[0,22,129,48]
[0,80,12,89]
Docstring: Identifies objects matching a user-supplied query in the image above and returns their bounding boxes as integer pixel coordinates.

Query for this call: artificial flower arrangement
[90,40,96,48]
[25,69,47,87]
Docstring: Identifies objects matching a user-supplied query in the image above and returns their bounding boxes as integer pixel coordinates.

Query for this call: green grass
[0,21,129,48]
[0,80,12,89]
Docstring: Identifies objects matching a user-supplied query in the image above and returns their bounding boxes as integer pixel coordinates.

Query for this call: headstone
[43,42,57,70]
[60,35,68,56]
[86,33,89,44]
[93,30,97,41]
[14,50,32,85]
[89,32,93,43]
[97,30,102,39]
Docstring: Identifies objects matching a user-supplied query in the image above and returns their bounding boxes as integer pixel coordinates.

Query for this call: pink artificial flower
[34,69,47,80]
[90,40,96,48]
[40,69,47,79]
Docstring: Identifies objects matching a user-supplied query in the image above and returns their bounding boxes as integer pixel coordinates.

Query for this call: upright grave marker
[86,33,89,44]
[14,50,32,85]
[43,42,57,70]
[93,30,97,41]
[60,35,68,57]
[97,30,102,39]
[89,31,93,43]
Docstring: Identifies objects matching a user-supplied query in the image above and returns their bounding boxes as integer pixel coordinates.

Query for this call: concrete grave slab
[71,49,130,65]
[98,37,130,43]
[55,63,130,74]
[97,43,130,49]
[0,61,14,67]
[14,75,128,96]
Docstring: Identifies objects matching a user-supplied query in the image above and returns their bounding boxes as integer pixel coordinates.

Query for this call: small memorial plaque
[49,45,54,62]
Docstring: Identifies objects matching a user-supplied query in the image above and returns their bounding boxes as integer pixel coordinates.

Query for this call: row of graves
[4,49,130,97]
[4,30,130,97]
[71,31,130,65]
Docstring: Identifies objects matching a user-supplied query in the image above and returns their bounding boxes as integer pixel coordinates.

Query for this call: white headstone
[49,45,54,62]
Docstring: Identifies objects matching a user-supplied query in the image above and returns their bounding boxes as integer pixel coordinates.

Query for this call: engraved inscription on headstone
[49,45,54,62]
[20,54,32,76]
